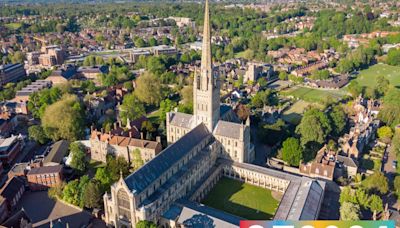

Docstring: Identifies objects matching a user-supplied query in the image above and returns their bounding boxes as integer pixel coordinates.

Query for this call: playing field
[354,64,400,89]
[201,177,280,220]
[281,86,347,103]
[5,23,22,30]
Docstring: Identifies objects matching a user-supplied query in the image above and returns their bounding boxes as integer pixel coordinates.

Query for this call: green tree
[329,105,347,136]
[42,94,85,141]
[379,88,400,128]
[132,149,144,170]
[28,125,48,144]
[281,137,303,166]
[148,37,158,47]
[387,48,400,66]
[340,202,361,221]
[119,93,146,126]
[136,220,157,228]
[394,176,400,196]
[135,71,163,105]
[83,180,102,209]
[278,71,288,80]
[159,98,177,122]
[347,80,363,97]
[339,187,357,205]
[296,108,331,146]
[362,172,389,194]
[69,142,88,174]
[368,194,383,212]
[63,179,80,205]
[377,126,393,143]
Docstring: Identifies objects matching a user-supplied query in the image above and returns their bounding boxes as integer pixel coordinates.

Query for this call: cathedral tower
[193,0,220,132]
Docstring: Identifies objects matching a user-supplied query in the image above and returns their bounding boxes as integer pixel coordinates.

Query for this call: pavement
[16,191,105,228]
[383,144,397,181]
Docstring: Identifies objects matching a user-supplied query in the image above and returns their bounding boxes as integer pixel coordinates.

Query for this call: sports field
[353,64,400,89]
[281,86,347,103]
[201,177,280,220]
[5,23,22,30]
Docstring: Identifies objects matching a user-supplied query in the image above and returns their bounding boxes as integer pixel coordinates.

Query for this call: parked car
[392,160,397,169]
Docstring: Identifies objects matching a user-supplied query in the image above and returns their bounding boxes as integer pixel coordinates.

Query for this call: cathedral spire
[201,0,212,75]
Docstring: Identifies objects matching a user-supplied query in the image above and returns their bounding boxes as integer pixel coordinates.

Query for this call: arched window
[117,189,131,221]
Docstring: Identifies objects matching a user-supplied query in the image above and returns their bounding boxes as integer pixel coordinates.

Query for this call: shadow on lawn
[201,177,275,220]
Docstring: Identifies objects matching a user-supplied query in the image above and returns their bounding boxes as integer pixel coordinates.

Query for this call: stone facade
[89,129,162,165]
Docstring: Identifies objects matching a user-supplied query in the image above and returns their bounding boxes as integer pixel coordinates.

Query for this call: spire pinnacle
[201,0,212,74]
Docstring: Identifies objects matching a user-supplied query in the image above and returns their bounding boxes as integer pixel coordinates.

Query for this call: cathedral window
[117,189,131,221]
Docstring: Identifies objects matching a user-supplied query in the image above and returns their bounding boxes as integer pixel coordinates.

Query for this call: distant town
[1,0,400,227]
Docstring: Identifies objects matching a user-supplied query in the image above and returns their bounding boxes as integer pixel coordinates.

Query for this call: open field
[201,177,280,220]
[281,86,347,103]
[353,64,400,89]
[282,100,312,125]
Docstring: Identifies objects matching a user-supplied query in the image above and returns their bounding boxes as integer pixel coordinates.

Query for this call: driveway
[16,191,98,228]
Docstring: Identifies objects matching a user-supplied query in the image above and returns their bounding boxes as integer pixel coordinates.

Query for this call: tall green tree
[69,142,88,174]
[296,108,331,146]
[135,71,163,105]
[340,202,361,221]
[281,137,303,166]
[119,93,146,125]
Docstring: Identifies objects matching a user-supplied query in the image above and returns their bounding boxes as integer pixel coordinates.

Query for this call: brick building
[0,135,24,165]
[26,165,63,191]
[0,63,26,86]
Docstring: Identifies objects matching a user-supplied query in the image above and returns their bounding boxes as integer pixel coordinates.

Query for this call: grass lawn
[282,100,311,125]
[201,177,280,220]
[5,22,22,30]
[353,64,400,89]
[281,86,347,104]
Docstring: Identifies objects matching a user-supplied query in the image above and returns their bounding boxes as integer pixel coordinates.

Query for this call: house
[335,155,358,178]
[300,146,336,181]
[0,135,24,165]
[0,177,25,216]
[26,165,63,191]
[77,65,109,85]
[313,75,349,89]
[45,65,77,85]
[43,140,70,166]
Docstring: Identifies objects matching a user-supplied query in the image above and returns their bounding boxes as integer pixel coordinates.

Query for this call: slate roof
[336,155,358,168]
[163,199,241,228]
[213,120,242,139]
[169,112,194,129]
[27,165,63,175]
[0,176,25,201]
[43,140,70,164]
[124,123,211,194]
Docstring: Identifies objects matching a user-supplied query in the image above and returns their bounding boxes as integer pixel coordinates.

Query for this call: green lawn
[281,86,347,104]
[282,100,311,125]
[5,23,22,30]
[201,177,280,220]
[353,64,400,89]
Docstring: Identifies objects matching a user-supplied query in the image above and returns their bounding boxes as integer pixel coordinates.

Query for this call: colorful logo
[240,221,395,228]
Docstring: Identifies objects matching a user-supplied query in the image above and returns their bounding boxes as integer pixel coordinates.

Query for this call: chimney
[156,136,161,143]
[113,122,117,130]
[101,128,104,134]
[140,132,144,140]
[129,131,132,138]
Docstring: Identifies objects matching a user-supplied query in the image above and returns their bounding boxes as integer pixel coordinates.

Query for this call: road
[383,144,398,211]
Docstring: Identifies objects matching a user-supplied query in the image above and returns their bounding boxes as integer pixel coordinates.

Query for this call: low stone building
[89,128,162,165]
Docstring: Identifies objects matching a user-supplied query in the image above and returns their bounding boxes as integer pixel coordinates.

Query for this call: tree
[387,48,400,66]
[83,180,102,209]
[119,93,146,126]
[28,125,48,144]
[148,37,158,47]
[394,176,400,196]
[296,108,331,146]
[136,221,157,228]
[377,126,393,143]
[375,75,390,97]
[132,149,144,170]
[135,72,163,105]
[69,142,88,174]
[62,179,80,206]
[278,71,288,80]
[41,94,85,141]
[329,105,347,136]
[369,194,383,212]
[159,99,177,122]
[340,202,361,221]
[281,137,303,166]
[379,88,400,128]
[339,187,357,205]
[362,172,389,194]
[236,104,250,121]
[347,80,363,98]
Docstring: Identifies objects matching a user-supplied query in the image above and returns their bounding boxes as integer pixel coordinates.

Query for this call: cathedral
[103,1,326,227]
